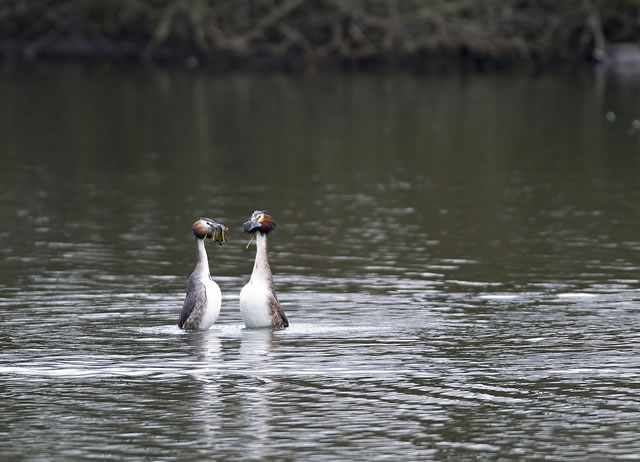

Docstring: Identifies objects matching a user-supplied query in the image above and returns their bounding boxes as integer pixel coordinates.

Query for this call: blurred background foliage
[1,0,639,70]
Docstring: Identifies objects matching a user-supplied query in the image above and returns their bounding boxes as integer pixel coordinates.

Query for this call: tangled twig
[0,0,637,69]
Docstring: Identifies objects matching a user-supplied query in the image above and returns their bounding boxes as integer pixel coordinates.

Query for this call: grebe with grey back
[178,218,228,330]
[239,211,289,328]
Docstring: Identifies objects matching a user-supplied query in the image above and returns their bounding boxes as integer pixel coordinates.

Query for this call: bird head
[243,210,276,236]
[193,218,228,245]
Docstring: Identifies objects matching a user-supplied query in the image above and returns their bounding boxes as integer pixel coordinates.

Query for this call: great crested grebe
[239,211,289,328]
[178,218,228,330]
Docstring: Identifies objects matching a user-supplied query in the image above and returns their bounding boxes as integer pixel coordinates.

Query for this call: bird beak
[202,218,228,244]
[243,220,262,234]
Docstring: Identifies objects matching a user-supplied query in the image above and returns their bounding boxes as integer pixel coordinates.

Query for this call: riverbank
[1,1,639,71]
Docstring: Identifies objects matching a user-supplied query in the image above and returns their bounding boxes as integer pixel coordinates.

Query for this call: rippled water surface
[1,67,640,460]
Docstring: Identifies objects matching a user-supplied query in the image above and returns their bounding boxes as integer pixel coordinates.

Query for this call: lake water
[1,66,640,460]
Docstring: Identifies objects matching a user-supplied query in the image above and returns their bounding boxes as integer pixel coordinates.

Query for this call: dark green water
[1,66,640,460]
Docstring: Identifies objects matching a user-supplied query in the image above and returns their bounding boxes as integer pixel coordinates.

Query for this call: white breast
[239,279,273,328]
[198,278,222,330]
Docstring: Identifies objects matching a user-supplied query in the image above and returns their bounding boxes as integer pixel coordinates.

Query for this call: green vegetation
[1,0,639,70]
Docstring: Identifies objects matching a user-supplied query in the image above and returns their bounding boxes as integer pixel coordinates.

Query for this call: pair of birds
[177,210,289,330]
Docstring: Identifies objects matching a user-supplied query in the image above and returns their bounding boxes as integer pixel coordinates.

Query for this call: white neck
[194,237,210,277]
[252,233,272,283]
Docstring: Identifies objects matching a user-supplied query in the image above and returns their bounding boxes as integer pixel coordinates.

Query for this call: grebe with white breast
[239,211,289,328]
[178,218,228,330]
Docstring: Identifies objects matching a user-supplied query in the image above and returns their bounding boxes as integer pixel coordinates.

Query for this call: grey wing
[178,278,207,329]
[268,288,289,328]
